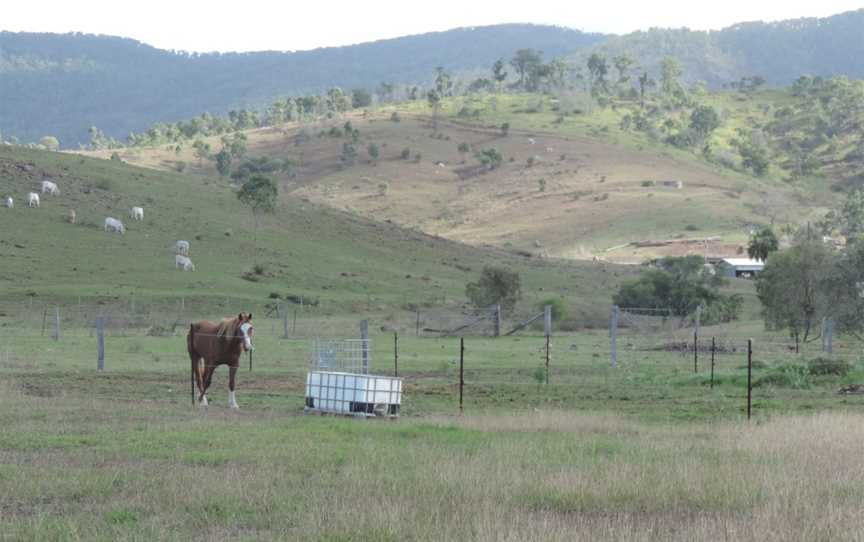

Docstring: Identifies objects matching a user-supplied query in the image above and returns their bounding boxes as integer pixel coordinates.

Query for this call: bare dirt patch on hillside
[78,113,827,263]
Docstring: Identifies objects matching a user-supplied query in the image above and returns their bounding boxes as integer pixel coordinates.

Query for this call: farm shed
[720,257,764,278]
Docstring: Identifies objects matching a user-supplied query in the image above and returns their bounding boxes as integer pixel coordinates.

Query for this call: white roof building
[721,258,764,278]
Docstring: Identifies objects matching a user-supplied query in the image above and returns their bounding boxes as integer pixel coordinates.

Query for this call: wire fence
[2,301,863,416]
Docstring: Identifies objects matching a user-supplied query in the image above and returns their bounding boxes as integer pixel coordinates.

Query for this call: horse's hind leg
[228,366,239,409]
[200,364,216,406]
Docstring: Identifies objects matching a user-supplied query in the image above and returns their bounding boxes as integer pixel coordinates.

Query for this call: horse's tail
[188,324,202,404]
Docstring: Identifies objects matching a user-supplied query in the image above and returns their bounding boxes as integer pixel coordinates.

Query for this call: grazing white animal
[4,197,12,208]
[175,254,195,271]
[528,138,535,145]
[176,240,190,256]
[130,206,144,221]
[104,217,125,234]
[40,181,59,195]
[27,192,40,208]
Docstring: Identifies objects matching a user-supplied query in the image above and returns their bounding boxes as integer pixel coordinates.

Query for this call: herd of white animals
[3,179,195,271]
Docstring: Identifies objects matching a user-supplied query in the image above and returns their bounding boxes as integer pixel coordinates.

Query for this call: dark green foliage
[755,363,810,389]
[748,227,779,261]
[367,143,379,161]
[477,148,503,170]
[215,149,232,177]
[465,266,522,312]
[341,143,357,165]
[390,112,401,123]
[821,237,864,336]
[500,122,510,136]
[400,147,410,160]
[807,357,851,376]
[237,175,278,214]
[613,256,736,320]
[756,239,832,341]
[689,105,721,141]
[538,298,568,321]
[734,132,771,176]
[351,88,372,109]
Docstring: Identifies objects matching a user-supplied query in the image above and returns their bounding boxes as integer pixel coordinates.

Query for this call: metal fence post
[282,303,289,338]
[610,305,619,368]
[459,337,464,414]
[394,332,399,377]
[494,304,501,337]
[747,339,753,420]
[544,305,552,385]
[710,337,716,389]
[96,317,105,371]
[53,306,60,341]
[360,320,369,374]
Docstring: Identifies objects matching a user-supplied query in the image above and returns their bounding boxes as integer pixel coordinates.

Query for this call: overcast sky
[4,1,863,53]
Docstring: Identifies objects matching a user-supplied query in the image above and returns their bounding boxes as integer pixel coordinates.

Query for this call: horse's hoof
[199,396,208,407]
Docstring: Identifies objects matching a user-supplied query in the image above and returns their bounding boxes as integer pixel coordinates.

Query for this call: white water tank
[305,371,402,417]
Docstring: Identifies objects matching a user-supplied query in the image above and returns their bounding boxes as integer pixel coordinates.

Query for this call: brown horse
[187,313,254,408]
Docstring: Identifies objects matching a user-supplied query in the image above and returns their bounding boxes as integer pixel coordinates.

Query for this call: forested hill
[573,9,864,88]
[0,25,603,147]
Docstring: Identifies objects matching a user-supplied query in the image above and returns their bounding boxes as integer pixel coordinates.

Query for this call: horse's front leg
[228,366,239,409]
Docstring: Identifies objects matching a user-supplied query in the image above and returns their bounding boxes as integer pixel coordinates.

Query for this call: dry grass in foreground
[1,381,863,541]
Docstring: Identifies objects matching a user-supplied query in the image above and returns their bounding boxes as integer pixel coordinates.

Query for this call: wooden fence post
[41,307,47,336]
[282,303,289,338]
[394,331,398,377]
[415,311,420,337]
[96,317,105,371]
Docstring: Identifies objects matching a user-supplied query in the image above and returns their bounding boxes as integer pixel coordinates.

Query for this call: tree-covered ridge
[570,9,864,88]
[0,25,603,147]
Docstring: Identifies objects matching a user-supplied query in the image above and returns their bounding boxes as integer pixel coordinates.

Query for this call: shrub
[538,178,546,192]
[413,152,422,163]
[457,142,470,153]
[253,264,266,275]
[755,362,810,389]
[465,266,522,312]
[807,357,850,376]
[538,298,568,322]
[95,178,114,190]
[390,112,401,122]
[401,147,411,160]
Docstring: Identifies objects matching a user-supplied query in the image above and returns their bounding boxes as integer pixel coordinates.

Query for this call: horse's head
[237,312,254,352]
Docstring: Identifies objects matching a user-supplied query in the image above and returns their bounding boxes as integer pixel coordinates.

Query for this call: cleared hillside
[86,93,834,263]
[0,145,621,324]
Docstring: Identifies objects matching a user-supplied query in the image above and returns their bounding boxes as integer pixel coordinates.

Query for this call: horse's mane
[215,317,239,342]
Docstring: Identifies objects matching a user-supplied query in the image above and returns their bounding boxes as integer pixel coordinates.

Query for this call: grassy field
[2,136,861,540]
[2,322,864,540]
[0,145,621,326]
